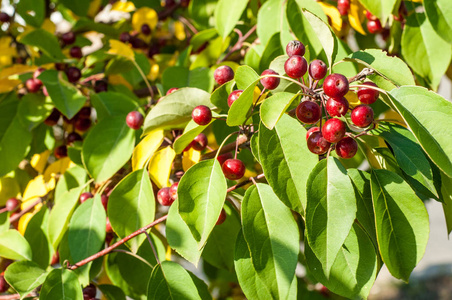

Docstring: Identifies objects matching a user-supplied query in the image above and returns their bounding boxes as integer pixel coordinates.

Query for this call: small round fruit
[0,273,8,293]
[141,24,151,35]
[5,198,20,212]
[26,78,42,93]
[323,73,349,98]
[308,60,328,80]
[367,19,383,34]
[306,127,320,140]
[169,182,179,200]
[101,194,108,211]
[94,80,108,93]
[322,118,346,143]
[366,11,376,20]
[54,62,67,71]
[351,105,374,127]
[284,55,308,78]
[67,132,82,145]
[217,152,233,166]
[357,82,379,104]
[306,131,331,155]
[106,218,113,233]
[157,187,174,206]
[337,0,350,16]
[336,137,358,159]
[0,13,10,23]
[222,159,246,180]
[74,118,92,132]
[54,145,68,159]
[50,252,59,265]
[227,90,243,107]
[326,97,349,117]
[214,65,234,85]
[70,46,83,59]
[260,69,280,90]
[83,284,97,299]
[216,209,227,225]
[79,192,93,203]
[147,45,160,58]
[192,105,212,125]
[78,107,91,119]
[119,32,131,43]
[166,87,178,95]
[61,32,76,45]
[126,111,144,130]
[296,101,321,124]
[192,133,208,151]
[131,37,146,49]
[286,40,305,57]
[44,109,61,126]
[65,67,82,83]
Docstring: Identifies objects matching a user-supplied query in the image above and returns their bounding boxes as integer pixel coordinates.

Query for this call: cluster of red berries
[365,12,383,34]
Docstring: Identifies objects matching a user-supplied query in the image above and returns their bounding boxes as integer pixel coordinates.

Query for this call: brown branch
[201,135,249,160]
[67,215,168,270]
[219,25,257,63]
[158,3,181,20]
[348,68,374,83]
[0,294,29,300]
[227,173,265,193]
[9,198,42,224]
[134,86,159,98]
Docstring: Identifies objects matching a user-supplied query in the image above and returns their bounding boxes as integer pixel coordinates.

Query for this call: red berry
[192,133,208,151]
[33,67,46,79]
[169,182,179,200]
[131,37,146,49]
[322,118,346,143]
[260,69,280,90]
[106,218,113,233]
[308,59,328,80]
[126,111,144,130]
[296,101,321,124]
[44,109,61,126]
[157,187,174,206]
[222,159,246,180]
[227,90,243,107]
[26,78,42,93]
[326,97,349,117]
[214,65,234,85]
[192,105,212,125]
[141,24,151,35]
[43,86,49,97]
[54,145,67,159]
[74,118,92,132]
[61,32,76,45]
[54,62,67,71]
[166,87,178,95]
[323,73,349,98]
[147,45,160,58]
[366,11,376,20]
[5,198,20,212]
[119,32,131,43]
[337,0,350,16]
[94,80,108,93]
[83,284,97,299]
[79,192,93,203]
[67,132,82,145]
[216,209,227,225]
[101,194,109,211]
[367,19,383,34]
[357,82,379,104]
[78,107,91,119]
[351,105,374,128]
[306,127,320,140]
[70,46,83,59]
[50,252,60,265]
[0,13,10,23]
[217,152,233,166]
[336,137,358,159]
[284,55,307,79]
[0,273,8,293]
[306,131,331,155]
[65,67,82,83]
[286,40,305,57]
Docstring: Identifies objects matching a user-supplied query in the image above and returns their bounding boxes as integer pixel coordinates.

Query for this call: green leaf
[16,0,45,27]
[259,33,285,73]
[440,171,452,235]
[210,80,235,112]
[54,165,88,201]
[162,67,214,93]
[234,65,260,90]
[24,207,51,269]
[0,230,32,261]
[17,93,53,131]
[68,195,106,263]
[358,0,398,25]
[98,284,127,300]
[147,261,211,300]
[214,0,248,38]
[38,70,87,119]
[241,184,299,299]
[108,169,155,253]
[90,92,138,121]
[401,13,451,89]
[60,0,90,16]
[226,79,260,126]
[389,86,452,178]
[4,261,48,300]
[0,212,10,234]
[258,115,317,213]
[178,159,227,248]
[305,223,378,299]
[82,116,135,183]
[257,0,292,50]
[143,88,214,133]
[18,29,66,60]
[424,0,452,44]
[260,92,298,129]
[40,268,83,300]
[370,169,429,281]
[305,158,357,277]
[173,120,211,154]
[346,49,415,86]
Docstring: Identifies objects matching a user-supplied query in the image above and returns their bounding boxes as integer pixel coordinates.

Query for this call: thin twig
[112,249,153,268]
[178,16,198,34]
[144,231,160,264]
[227,173,265,193]
[202,135,249,160]
[219,25,257,63]
[9,198,42,224]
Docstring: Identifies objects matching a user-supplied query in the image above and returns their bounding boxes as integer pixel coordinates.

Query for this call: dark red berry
[307,131,331,155]
[336,137,358,159]
[26,78,42,93]
[166,87,178,95]
[296,101,321,124]
[326,97,349,117]
[286,40,305,57]
[61,32,76,45]
[94,80,108,93]
[131,37,146,49]
[74,118,92,132]
[0,13,10,23]
[70,46,83,59]
[260,69,280,90]
[337,0,350,16]
[216,209,227,225]
[169,182,179,200]
[54,145,68,159]
[306,127,320,140]
[83,284,97,299]
[67,132,82,145]
[192,105,212,125]
[217,152,233,166]
[0,273,8,293]
[119,32,131,43]
[192,133,208,151]
[146,45,160,58]
[106,218,113,233]
[308,60,327,80]
[227,90,243,107]
[366,11,376,20]
[65,67,82,83]
[351,105,374,128]
[101,195,108,211]
[5,198,20,212]
[79,192,93,203]
[367,19,383,34]
[141,24,151,35]
[164,0,176,7]
[323,73,349,98]
[126,111,144,130]
[54,62,67,71]
[44,109,61,126]
[322,118,346,143]
[284,55,308,79]
[222,159,246,180]
[357,82,379,104]
[214,65,234,85]
[157,187,173,206]
[78,107,91,119]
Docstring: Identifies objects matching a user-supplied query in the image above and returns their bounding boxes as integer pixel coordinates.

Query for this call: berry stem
[132,60,155,103]
[219,25,257,63]
[202,134,247,160]
[261,74,312,94]
[349,84,387,94]
[144,231,161,264]
[9,198,42,224]
[348,68,374,83]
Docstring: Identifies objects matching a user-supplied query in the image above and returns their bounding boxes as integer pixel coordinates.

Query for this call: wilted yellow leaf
[107,40,135,61]
[0,79,21,93]
[132,7,158,32]
[318,2,342,32]
[18,212,34,236]
[30,150,51,174]
[348,0,366,35]
[0,177,20,206]
[149,146,176,188]
[88,0,103,17]
[111,1,136,12]
[182,148,201,172]
[174,21,186,41]
[43,157,73,183]
[132,129,165,171]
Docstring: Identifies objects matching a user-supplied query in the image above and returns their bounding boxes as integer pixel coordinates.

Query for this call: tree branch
[9,198,42,224]
[201,135,249,160]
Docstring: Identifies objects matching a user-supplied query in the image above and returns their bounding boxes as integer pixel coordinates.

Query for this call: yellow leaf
[0,177,20,206]
[107,40,135,61]
[345,90,360,106]
[0,64,37,79]
[166,245,172,261]
[18,212,34,236]
[254,86,269,105]
[348,0,367,35]
[108,74,134,90]
[182,148,201,172]
[132,129,165,171]
[147,62,160,81]
[149,147,176,188]
[43,157,73,183]
[41,18,56,34]
[88,0,103,17]
[30,150,50,174]
[111,1,136,12]
[22,175,48,202]
[174,21,186,41]
[319,2,342,32]
[132,7,158,32]
[0,79,21,93]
